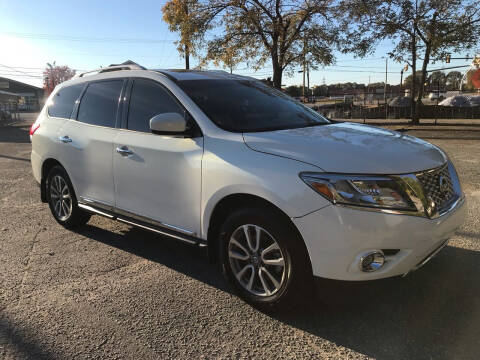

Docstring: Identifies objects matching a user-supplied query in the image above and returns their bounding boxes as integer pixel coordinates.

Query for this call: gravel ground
[0,115,479,359]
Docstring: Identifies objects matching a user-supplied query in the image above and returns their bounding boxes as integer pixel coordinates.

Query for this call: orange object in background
[471,69,480,89]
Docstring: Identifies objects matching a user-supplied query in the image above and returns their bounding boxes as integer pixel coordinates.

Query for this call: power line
[5,63,378,74]
[43,52,174,58]
[0,63,41,76]
[0,65,47,70]
[1,31,177,44]
[327,65,382,69]
[321,69,399,73]
[0,73,43,78]
[426,65,471,73]
[335,57,384,62]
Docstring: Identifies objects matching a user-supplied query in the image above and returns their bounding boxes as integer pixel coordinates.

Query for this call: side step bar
[78,203,207,247]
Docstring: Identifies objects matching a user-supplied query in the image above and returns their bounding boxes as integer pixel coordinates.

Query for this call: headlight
[300,173,417,211]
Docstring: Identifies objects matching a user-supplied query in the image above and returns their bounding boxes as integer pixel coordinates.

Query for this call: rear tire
[219,206,313,311]
[46,166,91,229]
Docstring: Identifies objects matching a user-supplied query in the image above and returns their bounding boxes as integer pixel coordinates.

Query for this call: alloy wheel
[50,175,72,221]
[228,224,286,297]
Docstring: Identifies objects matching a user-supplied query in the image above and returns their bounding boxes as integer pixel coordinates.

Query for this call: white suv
[30,64,465,309]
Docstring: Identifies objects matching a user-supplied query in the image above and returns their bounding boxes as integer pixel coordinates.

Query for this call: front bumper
[292,196,466,281]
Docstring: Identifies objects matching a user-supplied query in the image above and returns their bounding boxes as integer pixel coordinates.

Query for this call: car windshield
[177,79,330,132]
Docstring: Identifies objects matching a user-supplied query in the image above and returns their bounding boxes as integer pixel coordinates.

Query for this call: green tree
[445,71,463,90]
[427,71,447,88]
[403,71,423,89]
[202,0,337,89]
[339,0,480,123]
[313,85,328,96]
[162,0,209,69]
[285,85,302,97]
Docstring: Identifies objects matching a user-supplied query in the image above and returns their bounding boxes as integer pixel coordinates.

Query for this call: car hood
[243,122,447,174]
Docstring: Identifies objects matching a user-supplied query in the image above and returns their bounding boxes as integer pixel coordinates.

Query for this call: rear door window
[77,80,123,127]
[48,84,84,118]
[127,78,184,133]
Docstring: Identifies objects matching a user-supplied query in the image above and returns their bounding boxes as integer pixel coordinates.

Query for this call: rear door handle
[116,146,133,156]
[59,136,72,143]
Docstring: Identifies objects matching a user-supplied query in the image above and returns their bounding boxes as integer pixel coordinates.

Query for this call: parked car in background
[439,94,480,107]
[0,109,12,122]
[428,91,447,101]
[30,64,465,310]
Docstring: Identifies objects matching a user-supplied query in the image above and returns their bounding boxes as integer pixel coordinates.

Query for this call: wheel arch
[206,193,311,272]
[40,158,65,202]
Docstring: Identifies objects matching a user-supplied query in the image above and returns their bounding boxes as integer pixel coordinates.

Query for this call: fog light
[359,251,385,272]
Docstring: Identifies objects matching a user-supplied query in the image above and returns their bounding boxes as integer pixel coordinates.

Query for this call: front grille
[416,164,456,212]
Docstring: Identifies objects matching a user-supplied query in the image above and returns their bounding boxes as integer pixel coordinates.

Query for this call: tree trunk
[185,44,190,70]
[272,58,283,89]
[415,45,431,125]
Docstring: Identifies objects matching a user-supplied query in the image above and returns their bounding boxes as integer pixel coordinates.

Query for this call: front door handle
[116,146,133,156]
[59,136,72,143]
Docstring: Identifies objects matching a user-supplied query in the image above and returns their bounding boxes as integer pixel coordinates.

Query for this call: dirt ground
[1,114,479,359]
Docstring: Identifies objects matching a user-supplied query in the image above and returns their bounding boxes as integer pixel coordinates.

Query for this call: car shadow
[276,245,480,359]
[0,154,30,162]
[0,124,31,144]
[77,223,229,292]
[0,315,57,360]
[76,222,479,359]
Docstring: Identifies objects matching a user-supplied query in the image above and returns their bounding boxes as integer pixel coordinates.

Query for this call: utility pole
[367,76,370,105]
[434,78,439,125]
[302,36,306,100]
[411,0,418,123]
[400,64,408,95]
[384,57,388,119]
[183,1,190,69]
[307,62,310,102]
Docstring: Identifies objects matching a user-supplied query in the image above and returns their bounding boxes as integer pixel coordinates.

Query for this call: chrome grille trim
[416,164,456,213]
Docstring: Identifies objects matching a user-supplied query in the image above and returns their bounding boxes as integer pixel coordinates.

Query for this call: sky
[0,0,475,89]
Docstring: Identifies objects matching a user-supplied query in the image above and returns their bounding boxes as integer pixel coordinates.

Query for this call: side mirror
[149,113,188,134]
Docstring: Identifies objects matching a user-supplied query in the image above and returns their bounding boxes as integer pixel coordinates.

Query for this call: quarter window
[127,79,184,133]
[48,84,84,119]
[77,80,123,127]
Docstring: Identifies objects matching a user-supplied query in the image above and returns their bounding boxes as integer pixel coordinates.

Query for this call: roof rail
[205,70,229,74]
[75,61,146,78]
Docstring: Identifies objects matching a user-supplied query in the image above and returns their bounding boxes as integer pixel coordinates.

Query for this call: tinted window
[178,80,329,132]
[77,80,123,127]
[127,79,184,133]
[48,84,84,118]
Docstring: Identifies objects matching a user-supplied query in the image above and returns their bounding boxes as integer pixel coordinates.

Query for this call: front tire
[219,207,312,311]
[46,165,91,229]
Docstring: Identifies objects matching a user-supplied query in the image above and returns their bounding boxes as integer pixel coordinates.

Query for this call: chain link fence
[308,92,480,122]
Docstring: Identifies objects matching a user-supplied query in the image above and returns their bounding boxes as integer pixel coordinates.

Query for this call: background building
[0,77,44,111]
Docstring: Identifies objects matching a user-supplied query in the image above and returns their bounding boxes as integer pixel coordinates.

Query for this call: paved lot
[1,115,479,359]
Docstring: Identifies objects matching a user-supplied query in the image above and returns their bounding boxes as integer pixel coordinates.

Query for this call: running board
[78,203,207,247]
